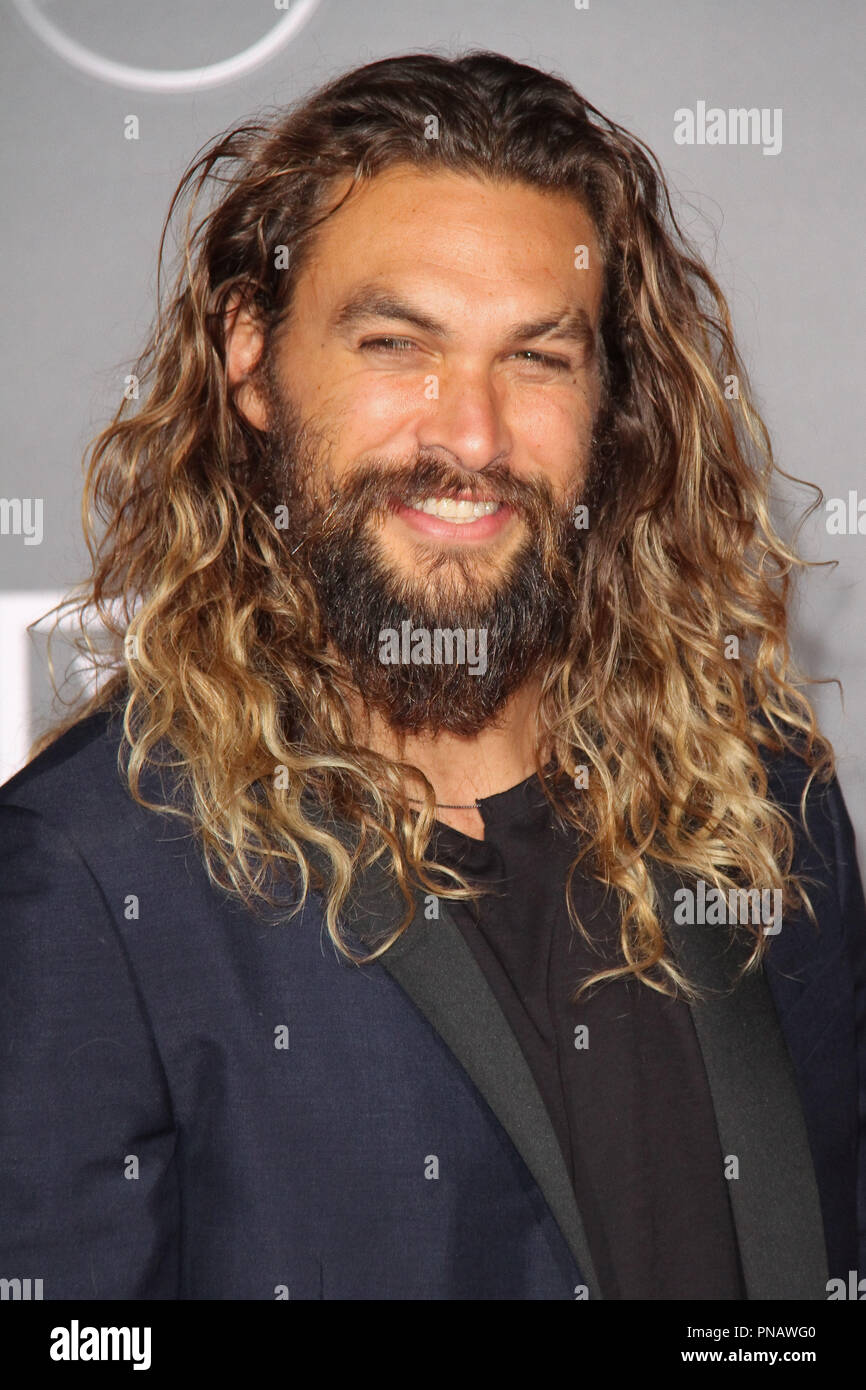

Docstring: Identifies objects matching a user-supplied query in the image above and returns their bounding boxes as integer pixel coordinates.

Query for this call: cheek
[515,396,594,476]
[335,375,426,443]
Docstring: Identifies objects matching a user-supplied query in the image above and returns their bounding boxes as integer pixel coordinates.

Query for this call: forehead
[293,163,604,322]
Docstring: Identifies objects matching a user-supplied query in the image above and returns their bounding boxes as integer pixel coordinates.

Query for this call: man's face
[235,164,607,733]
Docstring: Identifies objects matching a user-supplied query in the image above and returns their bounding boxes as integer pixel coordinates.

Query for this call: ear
[225,291,269,430]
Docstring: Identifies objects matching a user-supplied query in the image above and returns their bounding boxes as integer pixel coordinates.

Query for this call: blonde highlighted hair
[33,50,836,998]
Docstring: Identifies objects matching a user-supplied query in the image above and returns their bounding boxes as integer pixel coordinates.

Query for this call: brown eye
[513,350,570,370]
[360,337,416,352]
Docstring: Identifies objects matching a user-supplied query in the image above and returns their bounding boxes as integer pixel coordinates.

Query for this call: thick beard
[260,379,599,737]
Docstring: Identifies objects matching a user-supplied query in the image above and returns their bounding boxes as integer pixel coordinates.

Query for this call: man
[1,50,863,1301]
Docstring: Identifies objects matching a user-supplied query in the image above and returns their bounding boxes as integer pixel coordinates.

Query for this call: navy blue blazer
[0,706,863,1299]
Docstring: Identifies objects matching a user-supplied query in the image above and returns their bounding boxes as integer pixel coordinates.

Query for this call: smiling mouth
[404,495,502,523]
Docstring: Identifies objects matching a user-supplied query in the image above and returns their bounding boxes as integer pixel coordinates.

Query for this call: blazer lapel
[298,817,603,1295]
[657,864,830,1299]
[369,890,605,1299]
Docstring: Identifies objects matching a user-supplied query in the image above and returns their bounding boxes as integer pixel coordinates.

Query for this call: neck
[343,677,548,840]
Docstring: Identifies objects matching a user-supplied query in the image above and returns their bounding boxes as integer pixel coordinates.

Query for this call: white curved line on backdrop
[13,0,321,93]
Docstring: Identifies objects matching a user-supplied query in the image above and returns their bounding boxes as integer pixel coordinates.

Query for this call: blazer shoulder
[0,702,189,871]
[0,705,125,809]
[758,736,843,853]
[759,737,866,960]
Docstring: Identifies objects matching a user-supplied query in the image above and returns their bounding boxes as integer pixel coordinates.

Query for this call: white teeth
[408,497,501,522]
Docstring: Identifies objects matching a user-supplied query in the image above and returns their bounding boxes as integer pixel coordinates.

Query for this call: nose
[414,363,512,474]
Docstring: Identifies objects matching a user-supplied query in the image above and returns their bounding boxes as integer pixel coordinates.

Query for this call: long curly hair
[32,49,837,998]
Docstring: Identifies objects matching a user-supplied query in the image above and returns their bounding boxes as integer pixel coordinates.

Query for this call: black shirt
[429,770,745,1300]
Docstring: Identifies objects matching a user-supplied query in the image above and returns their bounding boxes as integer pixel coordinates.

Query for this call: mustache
[299,454,577,544]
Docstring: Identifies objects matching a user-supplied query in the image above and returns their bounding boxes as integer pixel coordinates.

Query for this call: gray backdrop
[1,0,863,881]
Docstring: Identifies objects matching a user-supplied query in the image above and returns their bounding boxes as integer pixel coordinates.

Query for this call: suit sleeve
[825,776,866,1276]
[0,804,180,1298]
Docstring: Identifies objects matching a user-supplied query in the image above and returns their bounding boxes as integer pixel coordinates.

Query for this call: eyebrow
[329,285,596,352]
